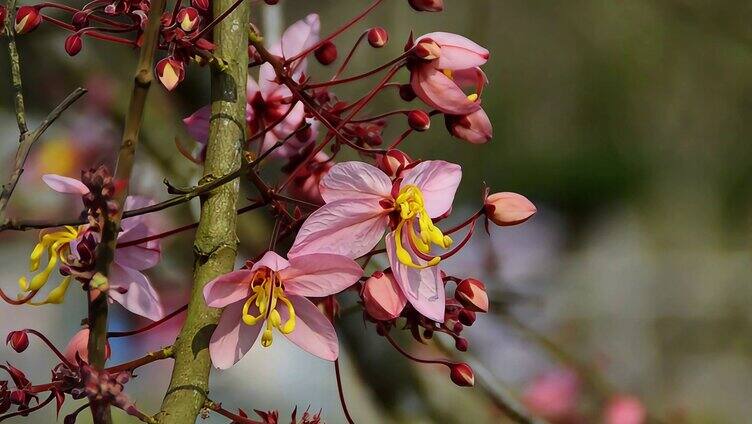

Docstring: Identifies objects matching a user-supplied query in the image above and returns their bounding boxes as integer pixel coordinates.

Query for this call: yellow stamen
[467,93,479,102]
[240,271,297,347]
[30,276,72,305]
[392,185,451,269]
[19,227,80,297]
[443,69,454,79]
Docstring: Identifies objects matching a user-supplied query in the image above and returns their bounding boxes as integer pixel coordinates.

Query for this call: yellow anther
[443,69,454,79]
[30,276,71,305]
[392,185,453,270]
[239,271,297,346]
[467,93,479,102]
[261,329,273,347]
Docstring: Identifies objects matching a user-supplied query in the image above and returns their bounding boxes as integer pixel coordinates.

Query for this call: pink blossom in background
[522,368,581,423]
[63,327,111,364]
[203,251,362,369]
[289,160,461,322]
[603,395,647,424]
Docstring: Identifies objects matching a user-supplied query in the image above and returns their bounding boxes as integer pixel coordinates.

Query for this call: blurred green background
[2,0,752,422]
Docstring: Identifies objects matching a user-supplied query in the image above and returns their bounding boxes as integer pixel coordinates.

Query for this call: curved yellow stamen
[240,271,297,347]
[393,185,451,269]
[19,226,80,304]
[29,276,72,305]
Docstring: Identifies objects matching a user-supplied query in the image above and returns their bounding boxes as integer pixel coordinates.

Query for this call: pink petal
[209,301,262,369]
[121,195,156,231]
[446,108,492,144]
[275,14,320,78]
[108,263,164,321]
[281,295,338,361]
[251,251,290,272]
[411,65,481,115]
[320,162,393,203]
[401,160,462,218]
[418,32,488,70]
[288,199,388,259]
[203,270,252,308]
[183,105,211,144]
[362,271,407,320]
[116,220,160,270]
[386,232,445,322]
[246,75,260,99]
[42,174,89,195]
[258,63,279,97]
[279,253,363,297]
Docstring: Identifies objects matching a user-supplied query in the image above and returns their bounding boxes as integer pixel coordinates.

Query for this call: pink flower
[362,270,407,320]
[203,251,362,369]
[289,160,461,322]
[522,368,581,423]
[63,327,111,364]
[410,32,489,115]
[445,107,492,144]
[184,14,320,157]
[603,395,647,424]
[35,174,164,321]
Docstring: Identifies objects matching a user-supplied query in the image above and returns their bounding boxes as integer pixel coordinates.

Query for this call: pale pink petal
[116,220,160,270]
[258,63,279,97]
[319,162,393,203]
[418,32,488,70]
[246,75,260,100]
[446,108,492,144]
[281,295,338,361]
[362,271,407,320]
[108,263,164,321]
[411,65,481,115]
[275,14,320,78]
[402,160,462,218]
[288,199,388,259]
[251,251,290,272]
[183,105,211,144]
[386,232,445,322]
[42,174,89,195]
[279,253,362,297]
[63,328,111,364]
[209,301,262,369]
[203,269,252,308]
[121,195,155,231]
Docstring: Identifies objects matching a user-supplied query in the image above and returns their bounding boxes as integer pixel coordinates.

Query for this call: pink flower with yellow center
[289,160,462,322]
[203,251,362,369]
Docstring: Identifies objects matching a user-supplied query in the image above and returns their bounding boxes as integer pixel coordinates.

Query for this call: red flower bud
[485,192,536,227]
[407,109,431,131]
[450,362,475,387]
[72,11,89,29]
[455,337,469,351]
[367,27,388,48]
[413,38,441,60]
[376,149,412,177]
[6,331,29,353]
[0,6,7,26]
[64,34,83,56]
[14,6,41,35]
[455,278,488,313]
[9,390,27,406]
[408,0,444,12]
[191,0,210,12]
[315,41,338,65]
[264,0,280,4]
[156,57,185,91]
[399,84,417,102]
[458,309,476,326]
[176,7,200,32]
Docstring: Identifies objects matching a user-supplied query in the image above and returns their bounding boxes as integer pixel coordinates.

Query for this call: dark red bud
[14,6,42,34]
[72,11,89,28]
[455,337,469,352]
[191,0,210,12]
[455,278,489,313]
[408,0,444,12]
[0,6,6,26]
[407,110,431,131]
[9,390,27,405]
[376,149,412,177]
[64,35,83,56]
[452,321,463,333]
[6,331,29,353]
[458,309,476,326]
[367,27,388,48]
[314,41,338,65]
[450,362,475,387]
[264,0,280,4]
[399,84,416,102]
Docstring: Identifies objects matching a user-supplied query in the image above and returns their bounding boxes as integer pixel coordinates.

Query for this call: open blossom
[289,160,461,322]
[204,251,362,369]
[409,32,489,115]
[184,14,320,157]
[18,174,164,321]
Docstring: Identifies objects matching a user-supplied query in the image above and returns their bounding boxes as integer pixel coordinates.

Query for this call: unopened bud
[362,271,406,321]
[450,362,475,387]
[0,6,6,27]
[156,57,185,91]
[368,27,388,48]
[485,192,536,227]
[458,309,476,326]
[455,337,469,351]
[64,34,83,56]
[264,0,280,4]
[399,84,416,102]
[377,149,412,177]
[9,390,26,405]
[407,110,431,131]
[408,0,444,12]
[14,6,41,34]
[455,278,488,313]
[6,331,29,353]
[72,11,89,28]
[191,0,210,12]
[176,7,200,32]
[64,328,111,364]
[315,41,338,65]
[414,38,441,60]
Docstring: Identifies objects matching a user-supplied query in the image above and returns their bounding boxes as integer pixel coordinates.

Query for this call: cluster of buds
[248,407,323,424]
[81,165,117,221]
[80,363,134,413]
[407,0,444,12]
[0,363,36,415]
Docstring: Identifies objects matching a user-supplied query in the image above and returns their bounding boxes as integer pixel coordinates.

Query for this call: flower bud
[399,84,416,102]
[176,7,200,32]
[455,278,488,313]
[445,108,492,144]
[376,149,412,177]
[156,57,185,91]
[64,328,111,364]
[485,192,536,227]
[455,337,469,351]
[9,390,27,406]
[264,0,280,4]
[408,0,444,12]
[6,331,29,353]
[604,395,646,424]
[407,109,431,132]
[72,11,89,29]
[450,362,474,387]
[367,27,388,48]
[191,0,210,12]
[1,6,8,27]
[458,309,476,326]
[413,38,441,60]
[64,34,83,56]
[314,41,338,65]
[362,271,407,321]
[14,6,41,35]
